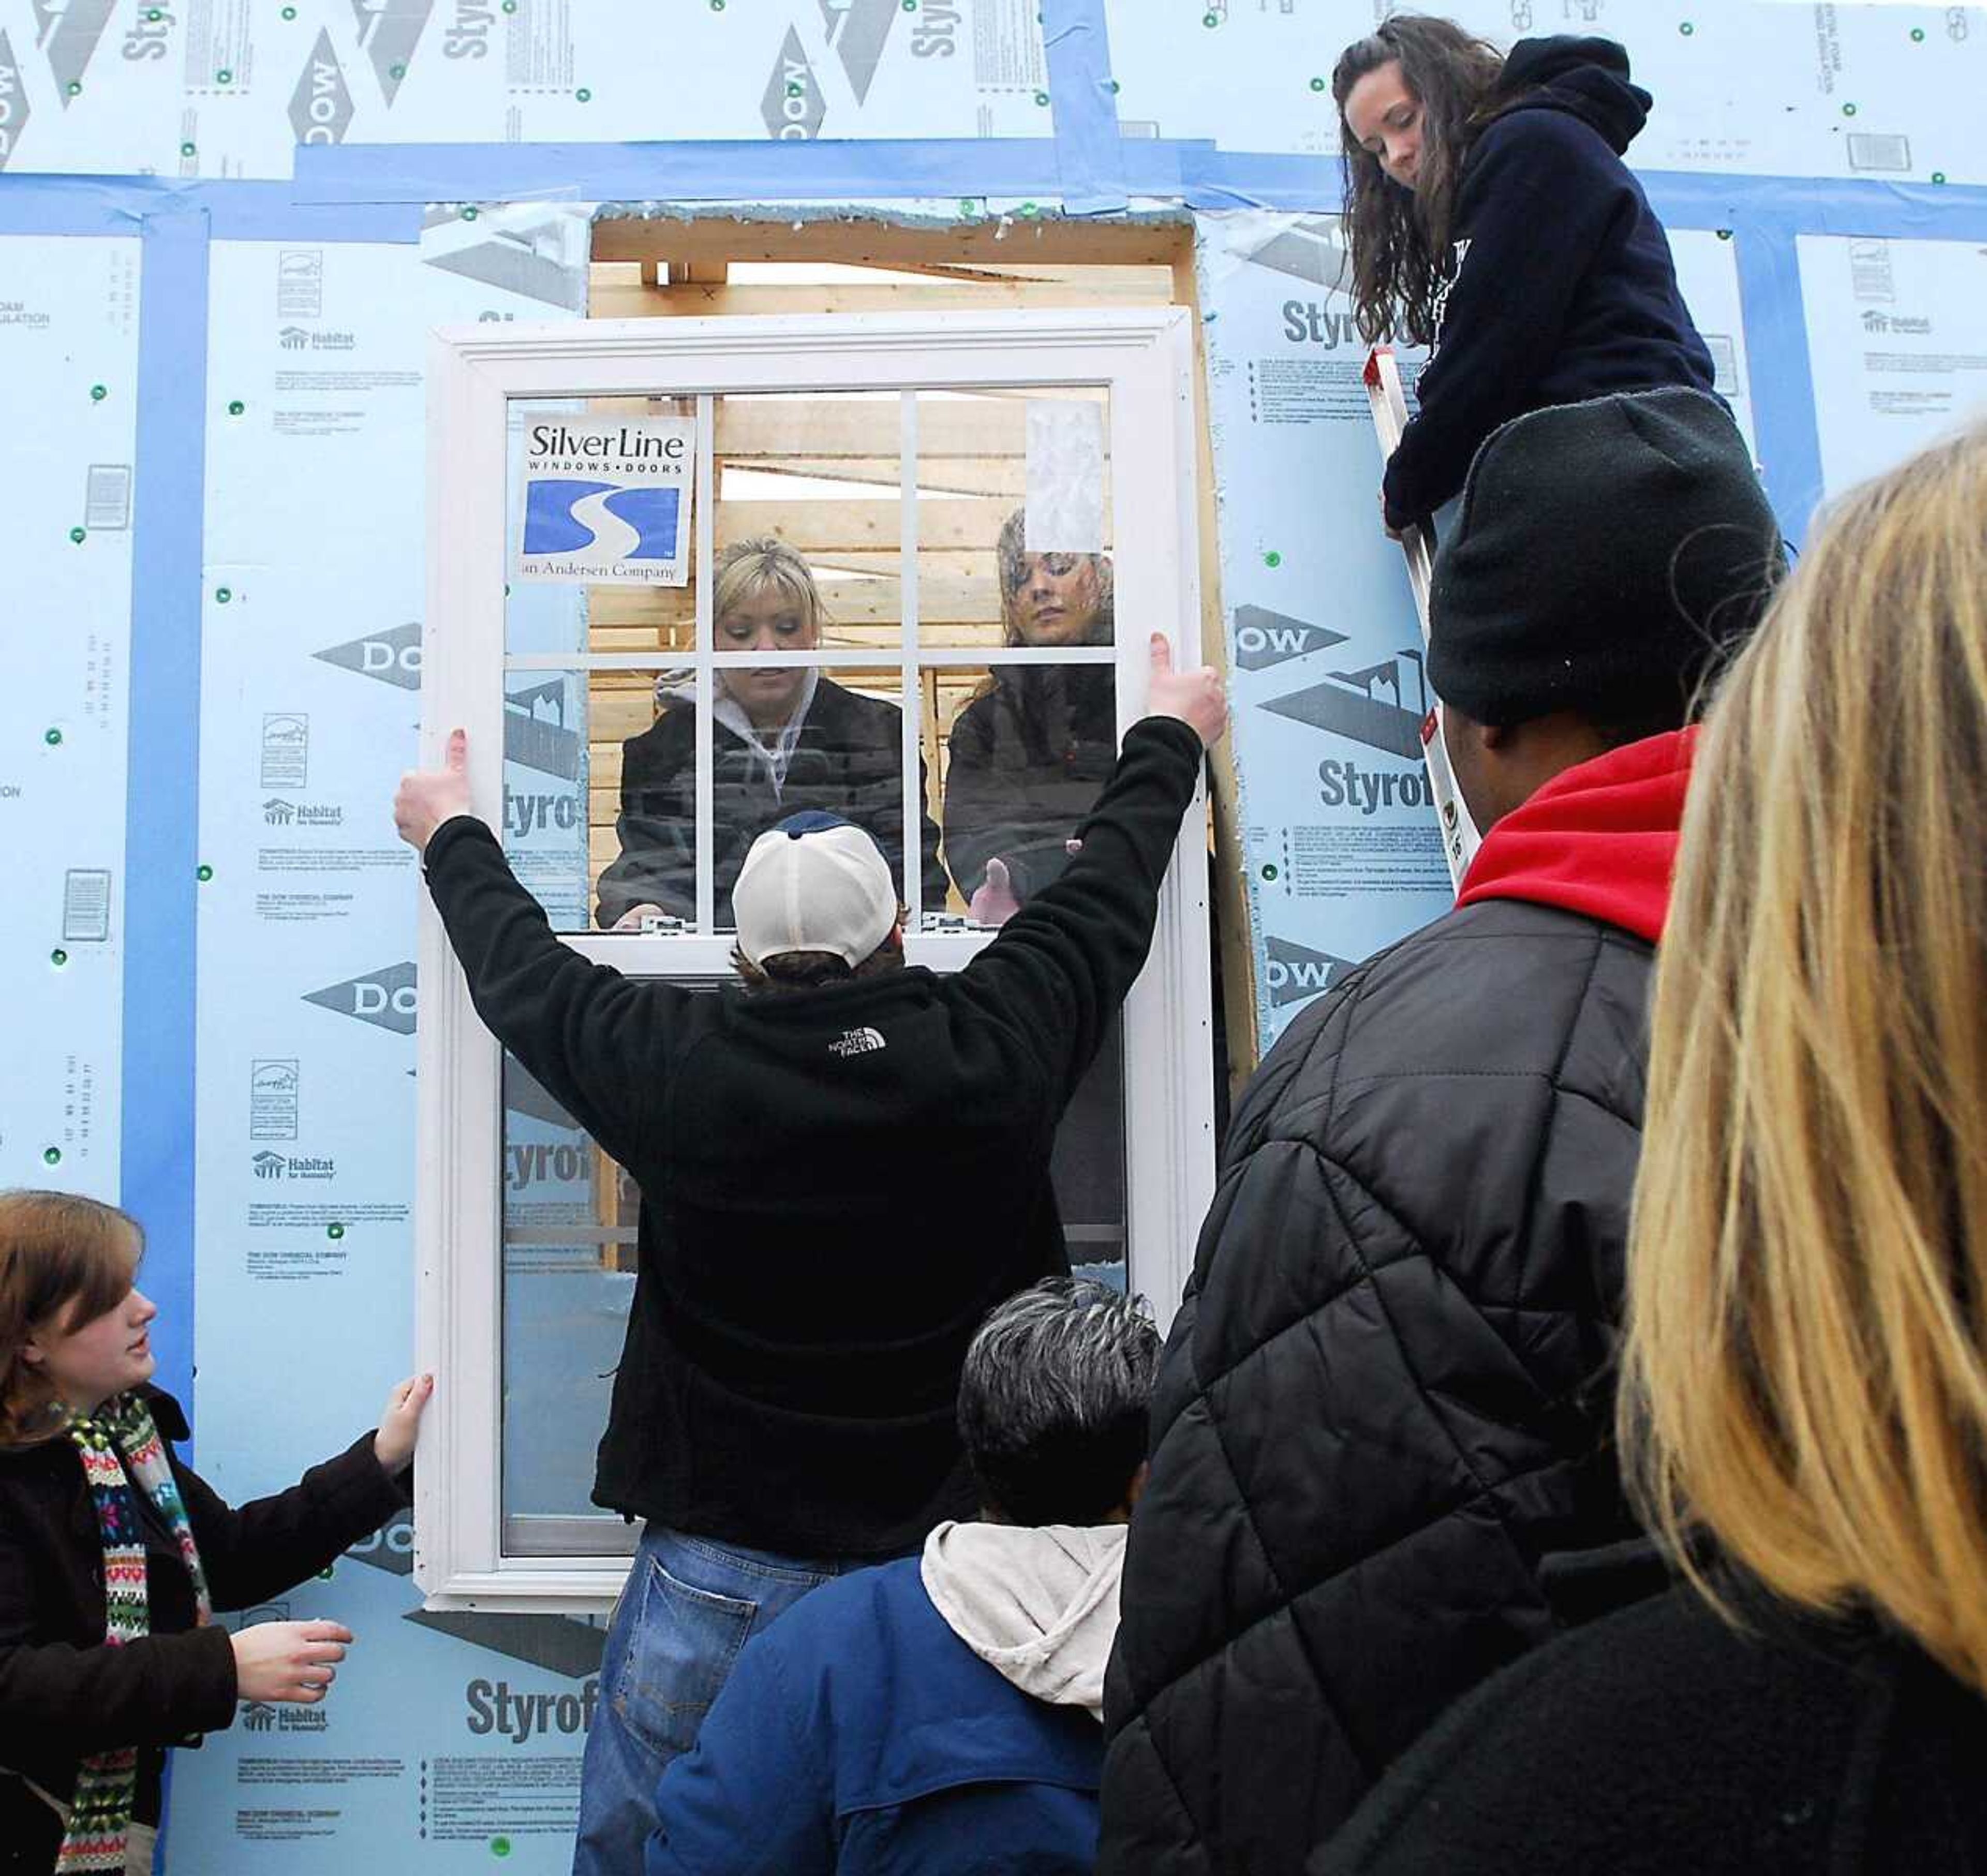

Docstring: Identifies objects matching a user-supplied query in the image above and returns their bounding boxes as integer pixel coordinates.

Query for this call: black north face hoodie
[1382,36,1719,530]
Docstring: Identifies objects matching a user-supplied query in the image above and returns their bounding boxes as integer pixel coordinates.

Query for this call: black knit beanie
[1426,388,1784,728]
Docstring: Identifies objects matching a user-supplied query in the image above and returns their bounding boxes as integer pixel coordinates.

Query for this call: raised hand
[393,728,475,853]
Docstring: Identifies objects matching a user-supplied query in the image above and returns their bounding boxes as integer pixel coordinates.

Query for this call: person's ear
[1479,720,1517,752]
[20,1338,45,1367]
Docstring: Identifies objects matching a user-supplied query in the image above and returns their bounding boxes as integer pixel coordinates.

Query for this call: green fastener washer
[215,586,232,603]
[1203,12,1220,27]
[1843,102,1858,117]
[197,864,214,882]
[216,68,232,83]
[51,949,68,967]
[327,1223,346,1240]
[70,527,86,544]
[228,400,245,416]
[1680,21,1694,36]
[67,81,81,96]
[390,62,406,78]
[491,1841,512,1860]
[283,5,298,16]
[45,728,63,746]
[576,87,592,101]
[1262,864,1279,882]
[181,142,197,157]
[1034,90,1049,106]
[1310,77,1326,92]
[462,205,479,220]
[43,1148,61,1166]
[91,384,108,401]
[1264,550,1282,568]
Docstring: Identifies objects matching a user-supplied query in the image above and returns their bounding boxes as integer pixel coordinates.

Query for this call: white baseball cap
[732,811,900,967]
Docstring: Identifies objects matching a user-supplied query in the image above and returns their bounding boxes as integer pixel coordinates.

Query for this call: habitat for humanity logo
[263,798,345,827]
[316,622,421,690]
[251,1149,335,1180]
[0,32,32,169]
[290,30,355,144]
[351,0,433,106]
[305,961,417,1034]
[31,0,112,113]
[763,26,825,138]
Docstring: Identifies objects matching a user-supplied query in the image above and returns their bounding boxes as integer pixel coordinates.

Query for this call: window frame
[416,308,1214,1609]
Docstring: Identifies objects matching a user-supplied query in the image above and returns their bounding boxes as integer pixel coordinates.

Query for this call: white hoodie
[919,1521,1128,1723]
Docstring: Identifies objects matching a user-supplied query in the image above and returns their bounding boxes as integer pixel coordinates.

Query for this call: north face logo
[315,622,421,690]
[350,0,433,105]
[304,961,418,1035]
[762,26,824,139]
[829,1026,887,1058]
[290,31,354,145]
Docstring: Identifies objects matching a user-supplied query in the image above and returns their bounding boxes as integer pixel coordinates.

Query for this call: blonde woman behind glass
[1315,422,1987,1875]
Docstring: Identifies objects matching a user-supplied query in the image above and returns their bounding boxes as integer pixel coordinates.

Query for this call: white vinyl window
[416,310,1213,1608]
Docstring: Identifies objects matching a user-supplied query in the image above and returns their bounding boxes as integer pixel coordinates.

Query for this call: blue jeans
[572,1525,876,1876]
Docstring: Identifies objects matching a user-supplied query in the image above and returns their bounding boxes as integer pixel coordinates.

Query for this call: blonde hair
[0,1190,143,1446]
[714,535,824,641]
[1621,420,1987,1690]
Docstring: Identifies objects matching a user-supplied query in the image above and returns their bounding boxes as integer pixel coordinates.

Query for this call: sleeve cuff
[422,814,494,876]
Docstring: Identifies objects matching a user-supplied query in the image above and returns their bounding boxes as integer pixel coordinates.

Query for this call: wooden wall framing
[582,213,1260,1085]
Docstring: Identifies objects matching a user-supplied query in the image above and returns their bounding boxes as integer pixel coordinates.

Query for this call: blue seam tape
[1042,0,1128,215]
[1728,211,1828,550]
[121,203,210,1429]
[1641,171,1987,241]
[293,138,1073,206]
[0,174,421,242]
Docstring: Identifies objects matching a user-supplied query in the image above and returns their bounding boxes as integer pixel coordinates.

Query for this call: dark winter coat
[1382,37,1718,530]
[423,717,1203,1560]
[0,1388,408,1874]
[1099,733,1698,1875]
[594,676,947,928]
[647,1557,1103,1875]
[1313,1583,1987,1875]
[942,666,1117,904]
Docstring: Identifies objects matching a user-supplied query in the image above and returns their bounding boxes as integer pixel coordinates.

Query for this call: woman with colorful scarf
[0,1191,429,1875]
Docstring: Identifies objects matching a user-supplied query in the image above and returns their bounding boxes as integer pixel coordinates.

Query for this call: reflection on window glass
[933,661,1116,929]
[914,389,1112,649]
[503,670,592,931]
[500,1056,635,1549]
[1055,1021,1128,1295]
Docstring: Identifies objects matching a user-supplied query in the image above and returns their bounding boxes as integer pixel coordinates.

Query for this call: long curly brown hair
[1332,14,1507,346]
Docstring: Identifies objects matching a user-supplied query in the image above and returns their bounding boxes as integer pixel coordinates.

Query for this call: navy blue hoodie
[1382,37,1718,530]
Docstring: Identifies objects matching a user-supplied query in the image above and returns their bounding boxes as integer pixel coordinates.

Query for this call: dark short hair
[958,1277,1159,1526]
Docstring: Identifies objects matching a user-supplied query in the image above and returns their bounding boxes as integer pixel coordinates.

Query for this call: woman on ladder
[1333,16,1725,539]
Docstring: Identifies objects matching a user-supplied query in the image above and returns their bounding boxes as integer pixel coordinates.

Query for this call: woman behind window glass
[942,510,1117,929]
[597,536,946,930]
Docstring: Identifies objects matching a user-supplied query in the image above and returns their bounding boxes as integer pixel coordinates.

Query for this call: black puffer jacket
[1100,734,1695,1875]
[942,666,1117,904]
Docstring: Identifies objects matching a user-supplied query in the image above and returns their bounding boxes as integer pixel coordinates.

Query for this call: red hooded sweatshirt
[1454,727,1697,944]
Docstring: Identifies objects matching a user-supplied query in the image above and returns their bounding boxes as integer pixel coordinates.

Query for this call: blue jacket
[646,1557,1104,1875]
